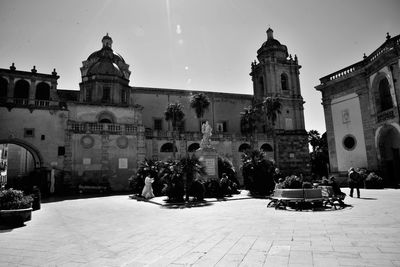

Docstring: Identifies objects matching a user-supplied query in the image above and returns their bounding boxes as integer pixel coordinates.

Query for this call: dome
[81,34,130,80]
[87,61,123,76]
[257,28,288,59]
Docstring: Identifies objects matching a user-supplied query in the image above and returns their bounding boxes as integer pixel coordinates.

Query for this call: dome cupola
[81,34,131,80]
[257,28,288,60]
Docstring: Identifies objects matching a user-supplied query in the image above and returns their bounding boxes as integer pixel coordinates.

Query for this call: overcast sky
[0,0,399,134]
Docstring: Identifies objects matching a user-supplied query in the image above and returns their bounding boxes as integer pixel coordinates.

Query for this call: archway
[0,139,44,191]
[14,79,30,99]
[36,82,50,100]
[188,143,200,152]
[260,143,273,152]
[0,77,8,98]
[160,142,178,153]
[377,124,400,187]
[238,143,251,152]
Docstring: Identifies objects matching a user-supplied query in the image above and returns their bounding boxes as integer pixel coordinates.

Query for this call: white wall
[331,93,368,171]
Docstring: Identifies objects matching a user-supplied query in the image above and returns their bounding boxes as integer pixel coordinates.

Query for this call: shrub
[241,149,275,196]
[365,172,384,189]
[129,159,166,196]
[0,189,33,210]
[283,175,303,189]
[204,179,222,198]
[218,156,239,185]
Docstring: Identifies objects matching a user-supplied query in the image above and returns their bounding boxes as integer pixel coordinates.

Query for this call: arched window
[97,111,116,123]
[379,78,393,111]
[281,73,288,91]
[188,143,200,152]
[260,143,273,152]
[160,142,178,153]
[238,143,251,152]
[258,77,264,95]
[35,82,50,100]
[0,77,8,98]
[14,79,30,99]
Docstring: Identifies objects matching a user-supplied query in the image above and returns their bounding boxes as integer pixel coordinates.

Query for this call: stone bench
[268,188,323,210]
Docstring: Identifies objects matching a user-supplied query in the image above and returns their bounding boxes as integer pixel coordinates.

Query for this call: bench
[268,188,323,210]
[319,185,346,209]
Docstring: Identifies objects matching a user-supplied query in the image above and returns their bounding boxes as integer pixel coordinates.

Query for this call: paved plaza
[1,188,400,267]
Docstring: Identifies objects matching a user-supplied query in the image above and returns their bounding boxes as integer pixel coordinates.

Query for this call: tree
[241,149,275,196]
[189,93,210,132]
[308,130,321,153]
[178,154,206,201]
[164,102,185,158]
[307,130,329,177]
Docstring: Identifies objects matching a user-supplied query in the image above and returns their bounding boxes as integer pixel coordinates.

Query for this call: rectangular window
[216,121,227,132]
[85,87,92,102]
[154,119,162,131]
[102,87,110,102]
[24,128,35,137]
[121,89,127,104]
[285,118,293,130]
[58,146,65,156]
[177,120,185,132]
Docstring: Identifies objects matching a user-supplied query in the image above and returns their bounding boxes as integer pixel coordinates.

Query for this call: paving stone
[0,188,400,266]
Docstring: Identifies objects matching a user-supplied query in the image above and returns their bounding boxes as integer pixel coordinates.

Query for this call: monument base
[196,147,219,180]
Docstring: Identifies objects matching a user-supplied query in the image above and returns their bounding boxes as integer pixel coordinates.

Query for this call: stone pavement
[1,188,400,267]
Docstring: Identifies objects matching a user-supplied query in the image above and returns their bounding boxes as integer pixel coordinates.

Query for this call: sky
[0,0,399,134]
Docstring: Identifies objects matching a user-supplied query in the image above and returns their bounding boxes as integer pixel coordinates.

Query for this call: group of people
[272,167,361,199]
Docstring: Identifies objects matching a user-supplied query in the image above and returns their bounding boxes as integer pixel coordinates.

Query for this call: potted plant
[0,188,33,226]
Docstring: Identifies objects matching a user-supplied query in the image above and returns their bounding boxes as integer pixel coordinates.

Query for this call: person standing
[348,167,360,198]
[142,176,155,199]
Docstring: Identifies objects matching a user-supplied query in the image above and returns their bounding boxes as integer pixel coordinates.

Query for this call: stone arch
[188,143,200,152]
[281,73,289,91]
[160,142,177,153]
[0,77,8,98]
[371,72,394,113]
[35,82,50,100]
[97,111,116,123]
[14,79,30,99]
[375,123,400,186]
[238,143,251,152]
[260,143,273,152]
[0,138,43,168]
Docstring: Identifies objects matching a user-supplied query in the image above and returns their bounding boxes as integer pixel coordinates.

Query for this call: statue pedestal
[196,147,219,180]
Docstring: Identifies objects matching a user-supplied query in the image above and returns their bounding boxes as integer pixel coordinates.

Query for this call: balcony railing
[69,122,138,135]
[377,108,395,123]
[319,35,400,84]
[0,97,59,108]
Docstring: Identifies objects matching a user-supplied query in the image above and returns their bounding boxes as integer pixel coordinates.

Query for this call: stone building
[0,29,310,193]
[315,33,400,186]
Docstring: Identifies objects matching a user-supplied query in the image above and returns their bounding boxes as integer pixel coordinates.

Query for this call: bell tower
[250,28,309,172]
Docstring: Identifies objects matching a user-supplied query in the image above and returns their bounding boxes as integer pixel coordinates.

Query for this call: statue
[201,121,213,148]
[141,176,155,199]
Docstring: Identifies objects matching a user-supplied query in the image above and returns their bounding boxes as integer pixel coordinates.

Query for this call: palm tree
[178,154,206,201]
[261,97,281,164]
[240,105,262,148]
[308,130,321,153]
[164,102,185,159]
[189,93,210,132]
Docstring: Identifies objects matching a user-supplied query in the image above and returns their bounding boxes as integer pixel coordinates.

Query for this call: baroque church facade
[0,29,309,192]
[316,33,400,186]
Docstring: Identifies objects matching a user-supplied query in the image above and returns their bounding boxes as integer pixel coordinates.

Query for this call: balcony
[0,97,59,109]
[69,122,139,135]
[377,108,396,123]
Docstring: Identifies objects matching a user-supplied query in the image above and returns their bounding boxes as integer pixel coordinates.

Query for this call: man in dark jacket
[348,167,361,198]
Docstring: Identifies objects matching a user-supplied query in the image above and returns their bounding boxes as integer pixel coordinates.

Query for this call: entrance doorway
[378,125,400,187]
[0,139,47,193]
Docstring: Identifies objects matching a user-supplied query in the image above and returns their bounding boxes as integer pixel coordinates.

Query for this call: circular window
[116,136,129,149]
[81,135,94,149]
[343,135,357,151]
